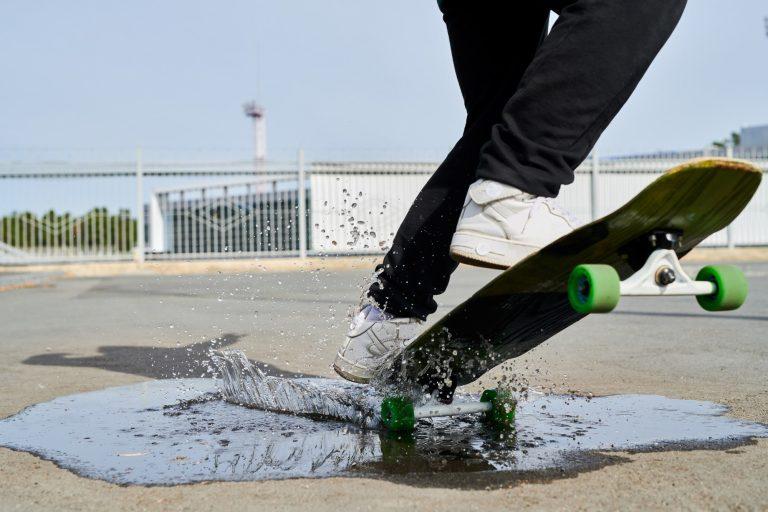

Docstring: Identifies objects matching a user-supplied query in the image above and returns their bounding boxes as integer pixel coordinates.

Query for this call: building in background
[741,125,768,151]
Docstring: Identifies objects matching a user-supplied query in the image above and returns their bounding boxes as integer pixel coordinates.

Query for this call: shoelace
[349,302,393,331]
[530,196,581,226]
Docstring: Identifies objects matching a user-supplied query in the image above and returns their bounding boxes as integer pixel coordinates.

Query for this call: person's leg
[367,1,550,320]
[476,0,687,197]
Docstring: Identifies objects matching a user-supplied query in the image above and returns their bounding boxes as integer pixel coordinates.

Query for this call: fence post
[590,149,600,221]
[298,149,308,258]
[149,192,166,253]
[726,144,735,249]
[135,147,146,264]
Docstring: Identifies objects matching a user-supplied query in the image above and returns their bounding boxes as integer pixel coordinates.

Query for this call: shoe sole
[332,353,373,384]
[449,231,538,270]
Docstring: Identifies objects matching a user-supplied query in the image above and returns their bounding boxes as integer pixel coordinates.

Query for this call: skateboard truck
[648,230,683,250]
[568,233,749,314]
[380,389,516,432]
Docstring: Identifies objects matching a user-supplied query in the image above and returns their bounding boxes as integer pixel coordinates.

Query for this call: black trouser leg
[367,2,549,320]
[368,0,687,320]
[477,0,688,197]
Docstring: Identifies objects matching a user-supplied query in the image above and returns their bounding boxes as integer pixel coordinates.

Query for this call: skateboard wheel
[568,264,621,314]
[381,396,415,432]
[480,389,516,430]
[696,265,748,311]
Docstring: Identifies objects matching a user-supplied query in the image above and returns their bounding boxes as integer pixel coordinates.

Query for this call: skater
[334,0,687,384]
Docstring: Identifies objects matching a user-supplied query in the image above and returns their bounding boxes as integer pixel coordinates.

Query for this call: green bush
[0,208,137,251]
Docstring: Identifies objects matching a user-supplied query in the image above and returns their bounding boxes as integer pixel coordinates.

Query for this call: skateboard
[377,158,762,432]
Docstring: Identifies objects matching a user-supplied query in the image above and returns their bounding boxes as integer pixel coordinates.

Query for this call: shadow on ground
[22,333,319,380]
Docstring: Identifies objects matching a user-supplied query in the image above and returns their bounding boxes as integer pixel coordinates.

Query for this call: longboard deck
[381,158,762,391]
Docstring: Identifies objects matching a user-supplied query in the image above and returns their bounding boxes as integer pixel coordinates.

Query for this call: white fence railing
[1,149,767,265]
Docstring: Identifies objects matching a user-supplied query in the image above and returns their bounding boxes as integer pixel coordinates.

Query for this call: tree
[712,131,741,150]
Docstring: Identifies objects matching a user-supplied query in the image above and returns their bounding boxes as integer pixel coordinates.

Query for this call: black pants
[368,0,687,319]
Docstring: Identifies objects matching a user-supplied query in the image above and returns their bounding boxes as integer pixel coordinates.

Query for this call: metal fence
[0,164,140,263]
[149,175,304,259]
[1,148,767,265]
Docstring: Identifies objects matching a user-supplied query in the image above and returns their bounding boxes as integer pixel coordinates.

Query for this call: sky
[1,0,767,162]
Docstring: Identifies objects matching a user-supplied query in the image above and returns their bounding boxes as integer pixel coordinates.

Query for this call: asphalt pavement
[1,261,767,510]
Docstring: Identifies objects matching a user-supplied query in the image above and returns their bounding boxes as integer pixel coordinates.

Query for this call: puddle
[0,378,766,486]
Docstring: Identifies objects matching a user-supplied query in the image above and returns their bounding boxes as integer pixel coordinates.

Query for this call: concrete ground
[1,259,767,511]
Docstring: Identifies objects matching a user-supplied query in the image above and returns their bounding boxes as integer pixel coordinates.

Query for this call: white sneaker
[450,179,580,269]
[333,304,423,384]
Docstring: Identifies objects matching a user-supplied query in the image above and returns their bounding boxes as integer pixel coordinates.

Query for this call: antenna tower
[243,102,267,164]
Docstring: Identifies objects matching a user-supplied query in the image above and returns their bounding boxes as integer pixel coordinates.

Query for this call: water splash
[213,350,383,428]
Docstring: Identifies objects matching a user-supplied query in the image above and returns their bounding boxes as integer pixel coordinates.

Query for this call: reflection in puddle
[0,379,765,486]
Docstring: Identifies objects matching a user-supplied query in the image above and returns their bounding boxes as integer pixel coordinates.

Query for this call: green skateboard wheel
[381,396,415,432]
[696,265,748,311]
[480,389,516,430]
[568,264,621,314]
